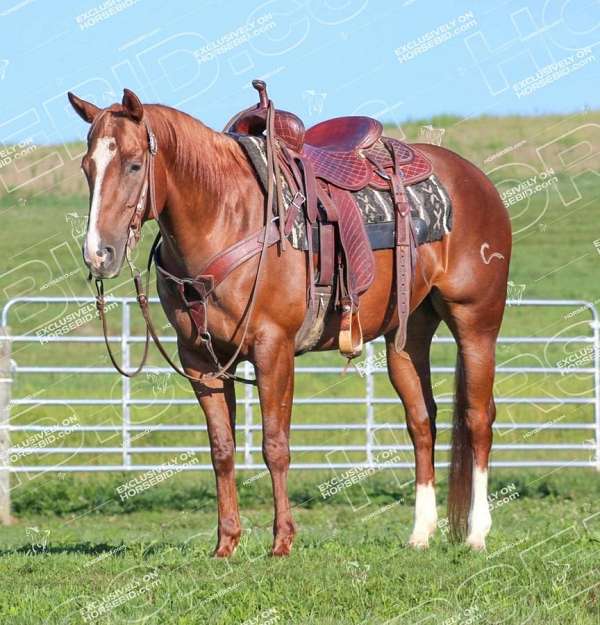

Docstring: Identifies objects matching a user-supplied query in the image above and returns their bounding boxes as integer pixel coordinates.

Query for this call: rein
[94,103,285,386]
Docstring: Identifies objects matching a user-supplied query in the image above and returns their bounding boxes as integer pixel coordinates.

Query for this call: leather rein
[93,103,285,386]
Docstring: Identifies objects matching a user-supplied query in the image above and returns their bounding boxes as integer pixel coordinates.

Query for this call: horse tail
[447,350,472,541]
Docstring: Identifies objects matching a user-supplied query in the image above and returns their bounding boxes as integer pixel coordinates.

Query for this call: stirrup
[339,305,363,359]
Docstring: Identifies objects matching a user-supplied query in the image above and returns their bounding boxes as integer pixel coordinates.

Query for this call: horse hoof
[213,547,234,558]
[466,534,486,551]
[271,546,292,557]
[214,547,235,558]
[271,537,294,557]
[408,533,430,549]
[213,538,239,558]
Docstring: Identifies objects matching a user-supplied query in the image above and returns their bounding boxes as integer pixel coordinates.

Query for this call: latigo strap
[383,137,415,352]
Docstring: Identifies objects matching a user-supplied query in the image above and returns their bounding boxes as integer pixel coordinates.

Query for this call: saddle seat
[304,116,382,152]
[226,107,381,154]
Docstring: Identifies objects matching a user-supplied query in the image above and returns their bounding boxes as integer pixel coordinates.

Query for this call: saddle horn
[252,80,269,108]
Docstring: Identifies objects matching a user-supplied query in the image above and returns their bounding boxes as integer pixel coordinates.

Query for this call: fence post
[244,361,254,467]
[0,327,11,524]
[365,341,374,467]
[592,319,600,472]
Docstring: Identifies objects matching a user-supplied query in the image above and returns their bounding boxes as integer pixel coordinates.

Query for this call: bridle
[92,106,283,386]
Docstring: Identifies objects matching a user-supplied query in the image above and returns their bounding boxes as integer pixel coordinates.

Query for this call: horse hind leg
[385,297,440,548]
[434,296,501,550]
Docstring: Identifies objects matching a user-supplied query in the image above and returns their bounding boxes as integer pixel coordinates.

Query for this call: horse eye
[129,163,142,173]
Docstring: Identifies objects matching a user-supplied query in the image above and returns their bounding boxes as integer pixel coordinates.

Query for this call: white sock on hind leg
[466,466,492,550]
[408,482,437,548]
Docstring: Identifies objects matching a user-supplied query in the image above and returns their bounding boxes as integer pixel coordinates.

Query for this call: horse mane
[144,104,251,196]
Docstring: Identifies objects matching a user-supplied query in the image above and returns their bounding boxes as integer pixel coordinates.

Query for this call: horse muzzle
[83,241,124,279]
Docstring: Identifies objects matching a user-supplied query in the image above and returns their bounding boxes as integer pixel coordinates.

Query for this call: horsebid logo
[556,345,599,373]
[318,449,404,499]
[500,168,558,207]
[36,301,119,344]
[115,451,198,501]
[0,138,37,168]
[513,49,595,98]
[395,11,477,63]
[75,0,140,30]
[80,569,160,622]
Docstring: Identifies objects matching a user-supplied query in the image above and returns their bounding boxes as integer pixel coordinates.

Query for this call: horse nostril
[96,245,115,266]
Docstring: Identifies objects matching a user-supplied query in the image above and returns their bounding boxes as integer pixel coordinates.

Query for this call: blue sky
[1,0,599,145]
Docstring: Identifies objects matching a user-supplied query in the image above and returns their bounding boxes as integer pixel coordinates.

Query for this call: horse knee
[262,431,290,471]
[465,407,493,430]
[211,439,235,473]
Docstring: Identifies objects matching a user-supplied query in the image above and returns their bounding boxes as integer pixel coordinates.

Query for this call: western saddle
[223,80,431,359]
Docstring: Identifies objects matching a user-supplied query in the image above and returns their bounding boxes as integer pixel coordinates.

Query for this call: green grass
[0,472,599,624]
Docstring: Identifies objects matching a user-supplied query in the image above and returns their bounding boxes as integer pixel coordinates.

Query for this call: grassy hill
[1,109,599,199]
[1,110,598,301]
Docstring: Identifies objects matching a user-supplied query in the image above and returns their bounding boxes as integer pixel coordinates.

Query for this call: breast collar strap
[151,166,302,304]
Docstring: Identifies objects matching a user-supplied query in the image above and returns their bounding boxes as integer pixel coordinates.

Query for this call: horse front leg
[179,345,241,558]
[253,334,296,556]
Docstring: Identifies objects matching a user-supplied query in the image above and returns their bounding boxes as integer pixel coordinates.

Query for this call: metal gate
[0,297,598,490]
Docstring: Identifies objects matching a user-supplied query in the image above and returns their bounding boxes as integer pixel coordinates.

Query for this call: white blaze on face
[467,466,492,550]
[408,481,437,548]
[85,137,116,264]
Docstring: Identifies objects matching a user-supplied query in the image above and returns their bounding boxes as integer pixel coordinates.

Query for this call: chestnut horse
[68,89,511,556]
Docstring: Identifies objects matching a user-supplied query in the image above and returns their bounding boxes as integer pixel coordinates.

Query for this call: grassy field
[0,472,599,624]
[0,111,598,623]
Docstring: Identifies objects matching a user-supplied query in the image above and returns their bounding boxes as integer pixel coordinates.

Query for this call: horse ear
[122,88,143,122]
[67,92,100,124]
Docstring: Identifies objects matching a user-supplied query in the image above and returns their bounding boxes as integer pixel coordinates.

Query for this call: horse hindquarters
[420,144,511,549]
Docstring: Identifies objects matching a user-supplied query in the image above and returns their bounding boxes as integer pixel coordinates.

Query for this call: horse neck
[147,106,261,276]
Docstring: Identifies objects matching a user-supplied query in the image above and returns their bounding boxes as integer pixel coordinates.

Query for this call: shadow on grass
[0,540,180,557]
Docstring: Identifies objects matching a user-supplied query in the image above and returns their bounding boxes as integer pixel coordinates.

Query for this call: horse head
[68,88,156,278]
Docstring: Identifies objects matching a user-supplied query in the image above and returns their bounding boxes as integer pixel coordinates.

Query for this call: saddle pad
[232,134,452,251]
